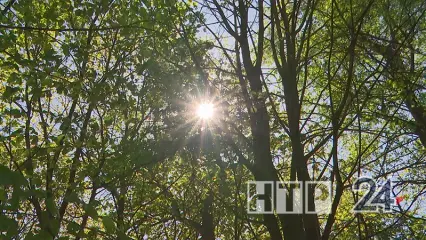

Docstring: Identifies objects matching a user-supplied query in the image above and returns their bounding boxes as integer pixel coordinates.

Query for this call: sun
[196,103,214,120]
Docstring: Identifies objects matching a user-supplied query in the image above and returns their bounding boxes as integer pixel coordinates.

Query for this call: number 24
[352,177,394,213]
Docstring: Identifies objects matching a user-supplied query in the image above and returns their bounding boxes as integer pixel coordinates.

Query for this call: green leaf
[9,187,24,211]
[0,187,6,201]
[67,221,81,234]
[46,197,58,216]
[40,211,60,236]
[67,191,80,203]
[9,108,23,118]
[0,215,18,235]
[2,86,20,99]
[136,58,154,75]
[0,165,15,186]
[0,165,26,186]
[84,203,99,219]
[102,216,116,233]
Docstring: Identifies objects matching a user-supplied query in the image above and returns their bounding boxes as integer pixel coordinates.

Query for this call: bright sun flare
[196,103,214,119]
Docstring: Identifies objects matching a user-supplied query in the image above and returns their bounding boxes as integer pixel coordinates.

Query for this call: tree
[0,0,204,238]
[0,0,425,239]
[188,0,426,239]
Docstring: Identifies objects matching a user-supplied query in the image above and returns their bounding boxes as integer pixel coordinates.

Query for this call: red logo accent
[396,196,404,205]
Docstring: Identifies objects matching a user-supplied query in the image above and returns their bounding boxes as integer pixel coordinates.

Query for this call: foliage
[0,0,425,239]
